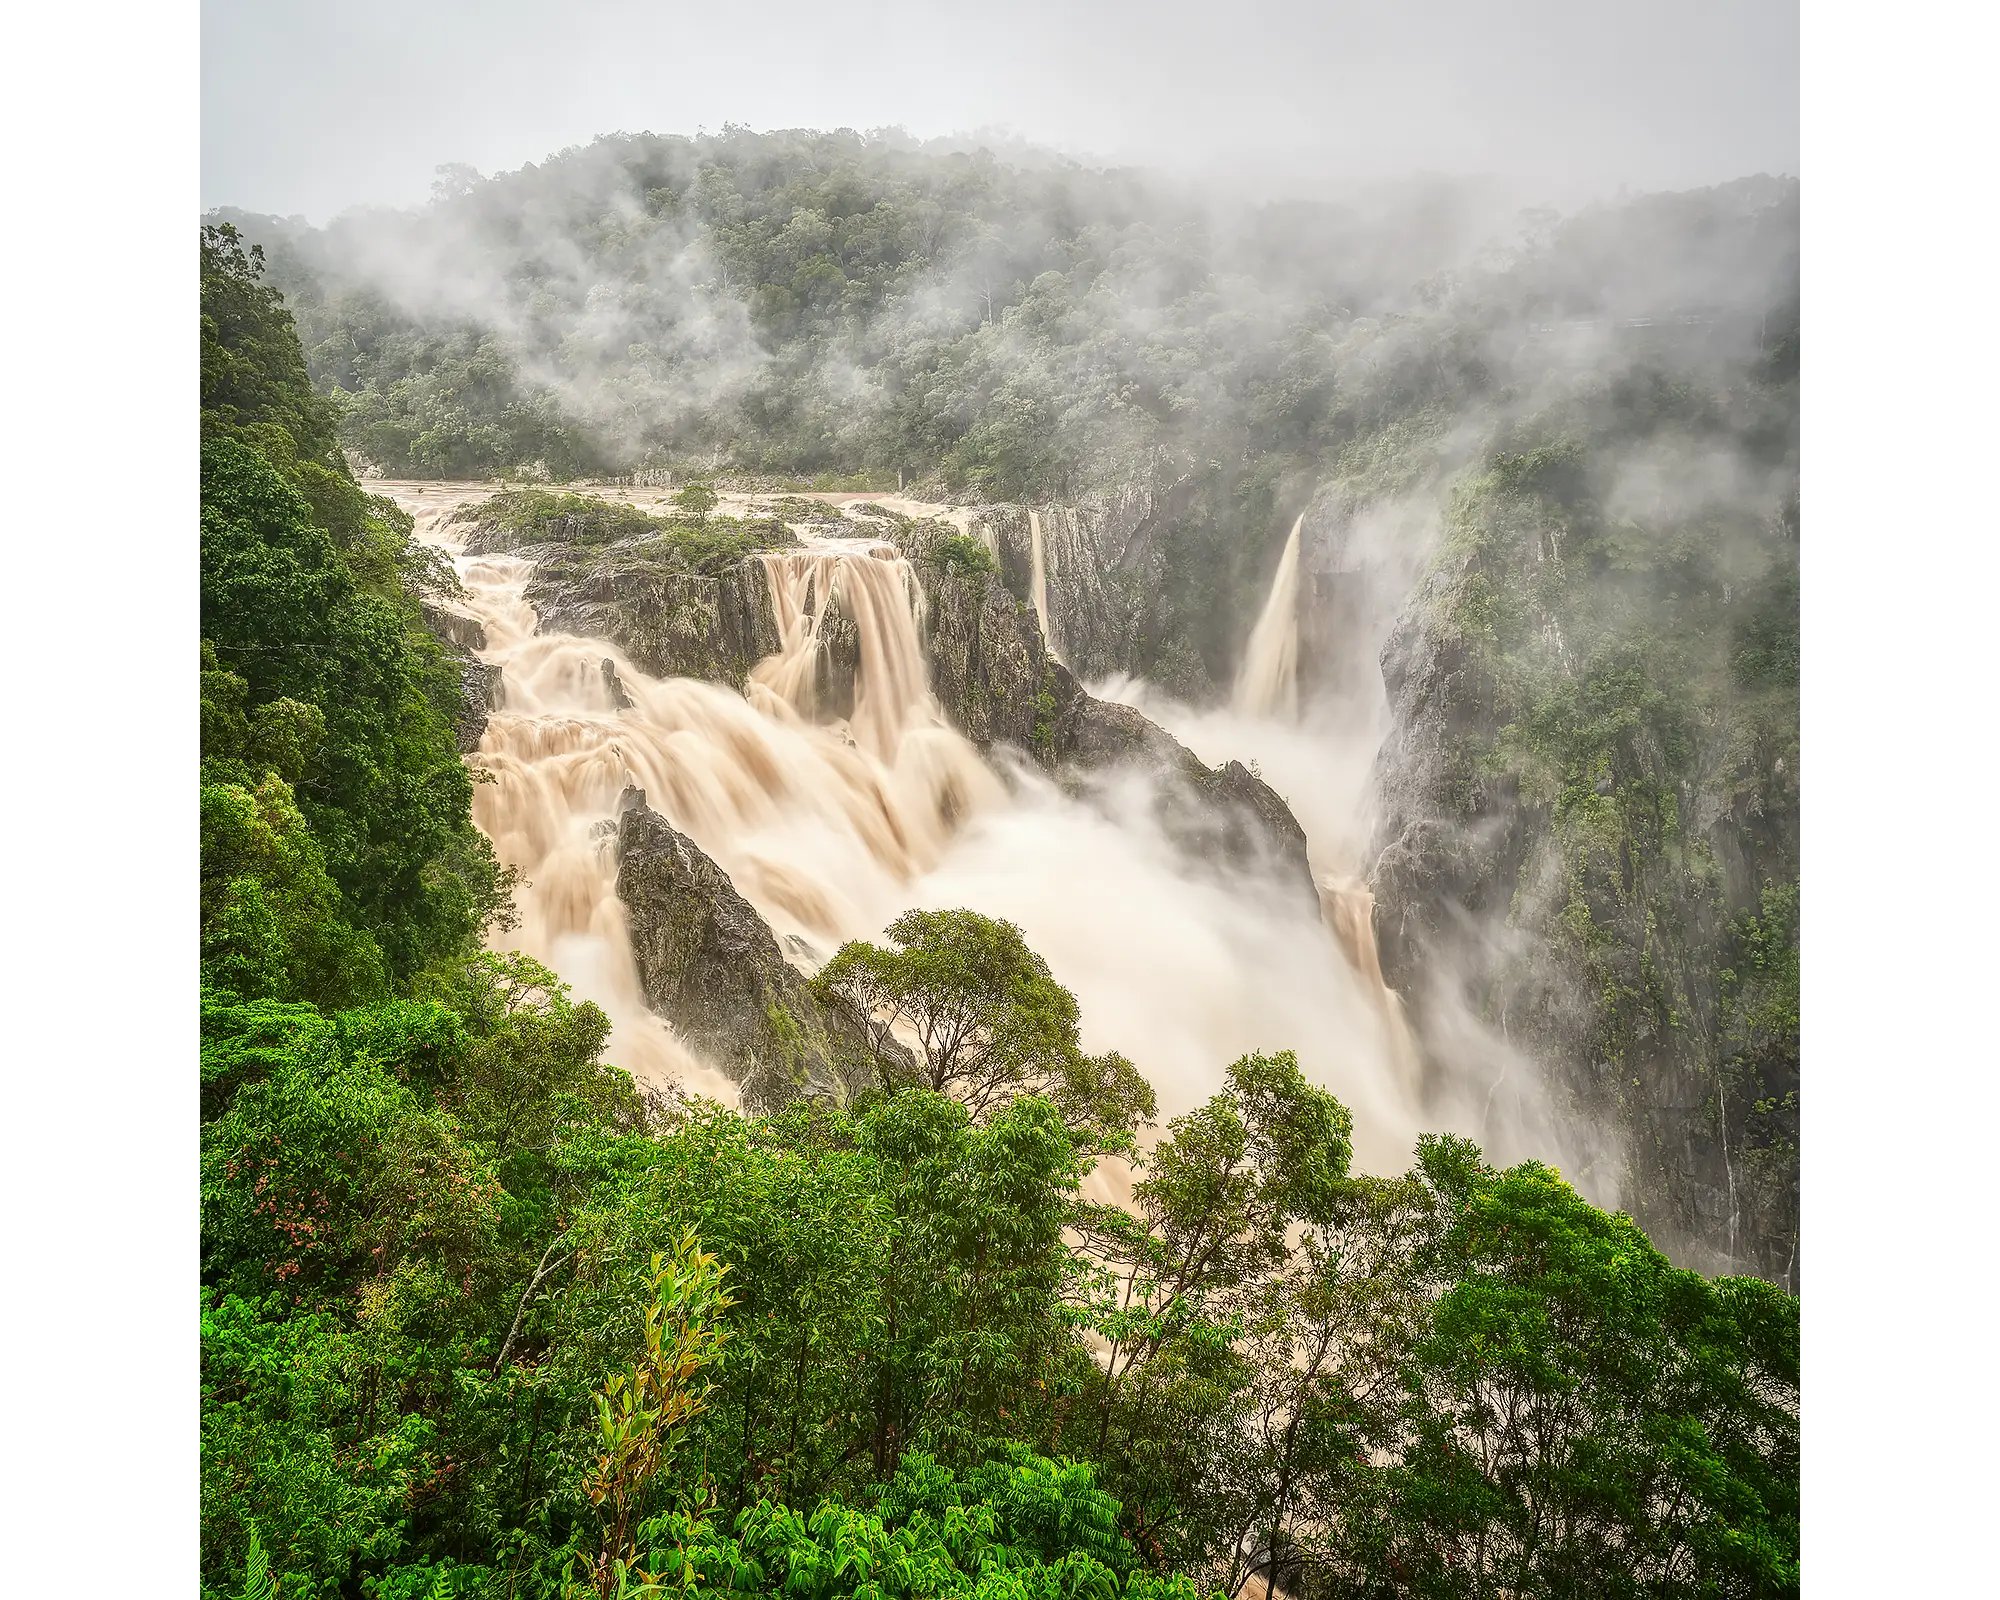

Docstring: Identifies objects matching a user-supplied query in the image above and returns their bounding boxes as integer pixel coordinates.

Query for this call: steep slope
[614,788,905,1110]
[1369,410,1799,1284]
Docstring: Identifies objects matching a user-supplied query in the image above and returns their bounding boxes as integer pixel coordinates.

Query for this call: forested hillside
[213,128,1793,693]
[199,223,1798,1599]
[212,130,1798,1281]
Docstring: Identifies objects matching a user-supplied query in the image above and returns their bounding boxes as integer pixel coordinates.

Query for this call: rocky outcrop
[1049,686,1314,900]
[613,789,905,1111]
[420,599,487,655]
[525,546,782,688]
[453,661,504,754]
[917,552,1058,754]
[418,598,502,753]
[949,482,1204,682]
[913,548,1314,902]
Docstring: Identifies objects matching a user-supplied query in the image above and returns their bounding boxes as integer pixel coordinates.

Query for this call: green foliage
[1333,1136,1800,1597]
[461,488,789,574]
[198,959,1797,1600]
[200,769,387,1008]
[815,908,1155,1154]
[626,1449,1209,1600]
[203,1290,439,1594]
[931,532,998,577]
[195,201,1798,1600]
[236,1526,278,1600]
[584,1233,735,1594]
[202,437,509,978]
[459,490,666,547]
[201,225,513,987]
[203,222,344,470]
[672,483,720,517]
[1079,1051,1354,1520]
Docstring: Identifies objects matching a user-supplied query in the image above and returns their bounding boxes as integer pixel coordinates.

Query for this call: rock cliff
[1365,449,1800,1286]
[613,789,909,1112]
[419,598,503,754]
[523,544,782,687]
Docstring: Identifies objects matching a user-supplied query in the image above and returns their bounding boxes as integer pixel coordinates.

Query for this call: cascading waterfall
[1232,514,1304,720]
[1228,512,1415,1067]
[416,506,1001,1097]
[748,545,935,764]
[1029,510,1063,663]
[1316,873,1417,1073]
[395,484,1426,1174]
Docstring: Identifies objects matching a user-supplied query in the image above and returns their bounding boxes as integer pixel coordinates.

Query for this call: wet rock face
[965,505,1134,683]
[525,547,780,688]
[418,598,502,753]
[420,599,488,655]
[914,551,1315,903]
[1050,687,1316,903]
[960,481,1204,685]
[613,790,903,1112]
[453,661,504,754]
[918,559,1058,754]
[1365,529,1801,1287]
[1367,570,1530,985]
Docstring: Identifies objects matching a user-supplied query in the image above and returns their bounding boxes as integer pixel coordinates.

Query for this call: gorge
[399,481,1428,1165]
[196,123,1801,1598]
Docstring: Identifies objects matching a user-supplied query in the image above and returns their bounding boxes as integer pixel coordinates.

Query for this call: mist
[200,25,1798,1277]
[204,0,1796,223]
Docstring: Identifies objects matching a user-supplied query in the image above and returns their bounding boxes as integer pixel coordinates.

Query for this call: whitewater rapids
[385,483,1424,1173]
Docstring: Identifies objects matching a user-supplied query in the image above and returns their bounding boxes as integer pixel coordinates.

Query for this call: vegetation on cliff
[1369,340,1799,1279]
[452,489,791,575]
[201,223,514,993]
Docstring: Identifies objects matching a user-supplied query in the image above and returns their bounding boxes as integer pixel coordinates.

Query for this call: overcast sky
[203,0,1797,222]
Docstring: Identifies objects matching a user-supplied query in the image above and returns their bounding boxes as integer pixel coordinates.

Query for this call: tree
[202,438,511,977]
[1218,1169,1437,1599]
[815,908,1155,1154]
[1074,1050,1353,1574]
[853,1091,1090,1474]
[202,222,344,470]
[583,1231,733,1596]
[1331,1136,1800,1598]
[670,482,719,517]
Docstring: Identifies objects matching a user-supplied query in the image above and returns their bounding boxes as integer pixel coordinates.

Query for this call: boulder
[613,788,910,1111]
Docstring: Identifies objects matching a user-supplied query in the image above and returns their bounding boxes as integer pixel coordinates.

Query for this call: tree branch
[492,1238,571,1378]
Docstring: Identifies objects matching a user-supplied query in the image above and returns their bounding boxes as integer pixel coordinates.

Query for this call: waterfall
[1316,873,1417,1074]
[421,508,1000,1097]
[748,545,934,764]
[1029,510,1063,663]
[396,485,1425,1174]
[1233,514,1304,720]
